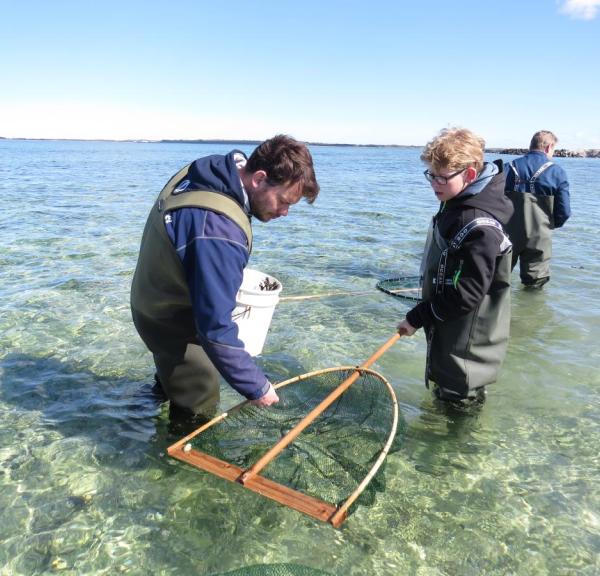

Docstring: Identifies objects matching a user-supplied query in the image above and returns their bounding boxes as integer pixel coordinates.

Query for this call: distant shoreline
[0,136,420,148]
[1,136,598,157]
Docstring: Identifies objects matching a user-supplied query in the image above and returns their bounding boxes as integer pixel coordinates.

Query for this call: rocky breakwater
[490,148,600,158]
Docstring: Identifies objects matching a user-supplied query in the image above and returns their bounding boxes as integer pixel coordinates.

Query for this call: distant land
[1,136,421,149]
[160,138,422,149]
[1,136,599,157]
[487,147,600,158]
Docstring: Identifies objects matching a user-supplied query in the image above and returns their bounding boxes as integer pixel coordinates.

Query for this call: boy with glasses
[397,128,513,405]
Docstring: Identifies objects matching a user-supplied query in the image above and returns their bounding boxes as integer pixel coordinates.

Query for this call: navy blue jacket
[164,152,269,400]
[504,150,571,228]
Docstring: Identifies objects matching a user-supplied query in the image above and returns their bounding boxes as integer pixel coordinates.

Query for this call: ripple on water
[1,142,599,575]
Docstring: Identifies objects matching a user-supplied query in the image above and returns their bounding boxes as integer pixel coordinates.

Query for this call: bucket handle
[232,305,251,321]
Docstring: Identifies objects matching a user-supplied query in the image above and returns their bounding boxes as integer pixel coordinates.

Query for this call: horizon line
[1,135,597,153]
[0,135,421,148]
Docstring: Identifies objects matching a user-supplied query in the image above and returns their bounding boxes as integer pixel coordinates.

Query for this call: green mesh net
[171,366,402,524]
[376,275,421,301]
[210,564,333,576]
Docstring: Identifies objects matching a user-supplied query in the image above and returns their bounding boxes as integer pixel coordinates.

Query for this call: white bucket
[232,268,282,356]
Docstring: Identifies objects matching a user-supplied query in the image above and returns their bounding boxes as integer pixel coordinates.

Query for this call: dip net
[168,335,401,527]
[376,275,421,302]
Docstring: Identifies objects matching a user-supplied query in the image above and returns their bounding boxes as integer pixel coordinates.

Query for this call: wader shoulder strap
[448,217,506,251]
[509,160,554,194]
[508,161,520,184]
[161,164,192,197]
[528,161,554,193]
[155,163,253,253]
[436,217,511,295]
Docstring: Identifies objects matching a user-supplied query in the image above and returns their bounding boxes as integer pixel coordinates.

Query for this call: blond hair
[529,130,558,152]
[420,128,485,173]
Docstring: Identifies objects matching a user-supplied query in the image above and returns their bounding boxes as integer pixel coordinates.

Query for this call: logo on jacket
[174,179,191,194]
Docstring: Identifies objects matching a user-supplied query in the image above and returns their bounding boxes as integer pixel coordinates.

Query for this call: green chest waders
[506,162,555,285]
[420,217,512,399]
[130,164,253,415]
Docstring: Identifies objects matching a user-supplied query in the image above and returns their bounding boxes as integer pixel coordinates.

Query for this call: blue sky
[1,0,598,148]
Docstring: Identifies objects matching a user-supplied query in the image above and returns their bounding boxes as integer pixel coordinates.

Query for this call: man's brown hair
[246,135,319,203]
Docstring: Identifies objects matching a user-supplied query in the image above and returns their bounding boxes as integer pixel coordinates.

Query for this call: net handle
[238,332,401,485]
[280,288,417,302]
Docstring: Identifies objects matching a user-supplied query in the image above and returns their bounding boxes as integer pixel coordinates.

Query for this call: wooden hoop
[167,337,400,528]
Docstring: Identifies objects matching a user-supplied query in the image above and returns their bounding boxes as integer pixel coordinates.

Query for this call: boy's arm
[406,227,501,329]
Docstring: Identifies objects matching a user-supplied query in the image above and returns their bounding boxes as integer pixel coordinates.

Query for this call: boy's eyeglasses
[423,168,466,185]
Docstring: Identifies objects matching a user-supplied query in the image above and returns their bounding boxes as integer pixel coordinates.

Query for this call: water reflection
[1,141,599,574]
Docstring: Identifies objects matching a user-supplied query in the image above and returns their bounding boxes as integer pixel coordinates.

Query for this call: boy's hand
[397,319,417,337]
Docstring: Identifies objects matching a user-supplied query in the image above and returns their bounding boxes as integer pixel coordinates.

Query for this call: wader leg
[519,244,551,287]
[132,310,220,416]
[154,343,220,416]
[432,383,487,404]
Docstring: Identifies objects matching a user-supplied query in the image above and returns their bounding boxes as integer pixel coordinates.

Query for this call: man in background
[504,130,571,288]
[131,135,319,419]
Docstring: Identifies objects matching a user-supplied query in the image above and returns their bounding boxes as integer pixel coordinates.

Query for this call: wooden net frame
[167,333,400,528]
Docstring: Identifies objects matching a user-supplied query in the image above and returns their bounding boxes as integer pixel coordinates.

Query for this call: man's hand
[250,382,279,407]
[397,318,417,337]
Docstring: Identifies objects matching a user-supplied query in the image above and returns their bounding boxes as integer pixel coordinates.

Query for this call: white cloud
[560,0,600,19]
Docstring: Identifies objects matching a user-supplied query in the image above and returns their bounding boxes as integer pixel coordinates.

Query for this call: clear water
[1,140,598,575]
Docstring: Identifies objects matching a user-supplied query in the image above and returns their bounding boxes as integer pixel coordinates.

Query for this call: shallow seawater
[1,140,599,575]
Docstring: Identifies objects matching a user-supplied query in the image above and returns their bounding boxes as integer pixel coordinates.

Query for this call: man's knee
[154,343,220,415]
